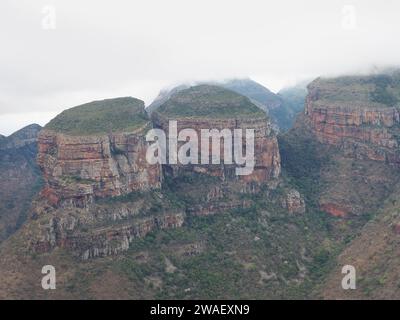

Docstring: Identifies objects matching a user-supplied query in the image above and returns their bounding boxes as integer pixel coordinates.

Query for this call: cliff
[30,88,297,260]
[305,75,400,165]
[37,97,162,208]
[152,85,281,184]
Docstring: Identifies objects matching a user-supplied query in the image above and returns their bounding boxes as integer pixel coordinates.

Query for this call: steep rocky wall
[152,113,281,184]
[37,127,162,208]
[31,209,185,260]
[305,84,400,165]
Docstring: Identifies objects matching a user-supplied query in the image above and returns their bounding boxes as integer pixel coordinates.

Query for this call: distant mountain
[146,84,189,115]
[273,85,308,131]
[147,78,308,131]
[0,124,43,242]
[219,78,281,112]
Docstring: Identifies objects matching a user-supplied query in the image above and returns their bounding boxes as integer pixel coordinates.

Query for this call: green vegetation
[59,175,95,185]
[311,73,400,107]
[156,85,266,119]
[275,86,307,131]
[46,97,149,135]
[369,75,398,106]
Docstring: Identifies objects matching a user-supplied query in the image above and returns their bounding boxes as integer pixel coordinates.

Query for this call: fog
[1,0,400,135]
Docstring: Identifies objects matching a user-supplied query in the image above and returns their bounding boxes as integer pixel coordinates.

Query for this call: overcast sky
[1,0,400,135]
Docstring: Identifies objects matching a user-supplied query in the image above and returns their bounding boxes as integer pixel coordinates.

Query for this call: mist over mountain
[2,0,400,302]
[147,78,307,131]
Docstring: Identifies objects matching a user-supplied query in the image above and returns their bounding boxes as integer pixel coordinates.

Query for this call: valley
[0,72,400,299]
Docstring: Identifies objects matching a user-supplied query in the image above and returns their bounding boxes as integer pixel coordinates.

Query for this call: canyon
[0,73,399,299]
[27,85,294,262]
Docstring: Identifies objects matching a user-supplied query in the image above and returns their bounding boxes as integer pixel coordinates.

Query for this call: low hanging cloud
[1,0,400,135]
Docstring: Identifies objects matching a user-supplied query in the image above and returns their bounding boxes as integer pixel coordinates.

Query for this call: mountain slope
[0,124,43,242]
[317,182,400,299]
[280,71,400,299]
[0,90,347,300]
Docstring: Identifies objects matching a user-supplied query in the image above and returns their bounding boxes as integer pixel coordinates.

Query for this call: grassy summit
[155,85,266,119]
[46,97,149,135]
[309,73,400,108]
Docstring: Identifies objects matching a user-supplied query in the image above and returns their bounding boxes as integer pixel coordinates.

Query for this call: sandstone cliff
[281,73,400,218]
[152,85,281,184]
[30,88,299,260]
[305,75,400,165]
[37,97,162,209]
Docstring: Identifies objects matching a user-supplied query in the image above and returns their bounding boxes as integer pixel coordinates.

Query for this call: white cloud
[1,0,400,134]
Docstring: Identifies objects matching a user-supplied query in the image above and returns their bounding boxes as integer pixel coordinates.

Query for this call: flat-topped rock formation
[151,85,281,184]
[305,74,400,165]
[37,97,162,208]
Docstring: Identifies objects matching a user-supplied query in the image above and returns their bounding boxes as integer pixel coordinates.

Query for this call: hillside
[280,71,400,299]
[154,85,265,119]
[317,181,400,299]
[1,72,400,299]
[0,124,43,242]
[46,97,149,135]
[0,89,349,300]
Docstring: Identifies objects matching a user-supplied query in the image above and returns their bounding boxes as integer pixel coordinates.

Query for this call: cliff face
[30,88,289,259]
[37,98,162,209]
[152,114,281,184]
[31,197,185,260]
[152,85,281,184]
[37,128,161,208]
[305,76,400,165]
[282,74,400,218]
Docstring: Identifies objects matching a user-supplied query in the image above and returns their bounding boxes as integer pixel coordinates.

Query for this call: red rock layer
[37,127,161,208]
[152,113,281,183]
[305,89,400,165]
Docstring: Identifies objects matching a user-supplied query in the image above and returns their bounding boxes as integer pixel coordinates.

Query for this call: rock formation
[37,97,162,209]
[151,85,281,184]
[305,75,400,166]
[30,87,295,259]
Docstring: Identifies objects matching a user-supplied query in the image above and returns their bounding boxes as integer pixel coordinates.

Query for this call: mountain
[280,71,400,299]
[0,124,43,242]
[146,84,189,115]
[1,72,399,299]
[0,86,350,300]
[305,72,400,299]
[318,181,400,299]
[147,79,307,131]
[151,85,280,182]
[274,85,308,130]
[219,79,281,112]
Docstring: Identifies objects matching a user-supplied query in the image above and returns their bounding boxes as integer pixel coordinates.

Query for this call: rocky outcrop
[152,114,281,184]
[281,189,306,214]
[37,98,162,209]
[152,85,281,185]
[32,89,288,260]
[305,76,400,166]
[37,128,161,208]
[31,208,185,260]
